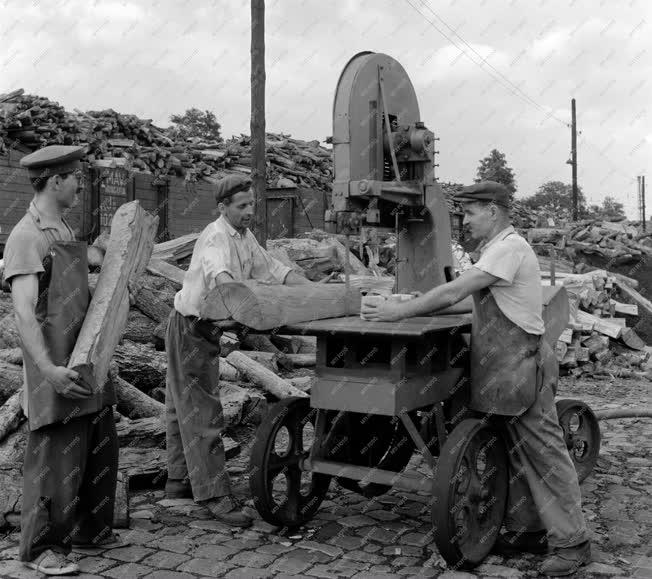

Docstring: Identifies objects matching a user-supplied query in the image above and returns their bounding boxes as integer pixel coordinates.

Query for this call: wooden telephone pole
[571,98,578,221]
[251,0,267,245]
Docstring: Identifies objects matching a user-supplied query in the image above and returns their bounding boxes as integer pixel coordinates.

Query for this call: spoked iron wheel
[556,399,601,483]
[325,412,416,497]
[249,397,331,527]
[432,418,508,569]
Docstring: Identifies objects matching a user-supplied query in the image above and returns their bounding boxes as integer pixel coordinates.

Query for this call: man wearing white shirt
[166,175,311,526]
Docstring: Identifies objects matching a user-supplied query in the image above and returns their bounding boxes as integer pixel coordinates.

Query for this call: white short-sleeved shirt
[174,215,292,317]
[473,225,545,335]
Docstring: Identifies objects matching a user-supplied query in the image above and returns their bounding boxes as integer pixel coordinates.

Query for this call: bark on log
[114,341,167,393]
[286,353,316,367]
[0,313,20,349]
[201,281,361,330]
[112,373,165,419]
[0,362,22,405]
[134,286,172,323]
[123,311,158,344]
[620,328,646,351]
[226,351,307,399]
[269,334,302,354]
[241,351,280,373]
[0,348,22,365]
[68,202,158,392]
[241,333,281,353]
[0,392,24,443]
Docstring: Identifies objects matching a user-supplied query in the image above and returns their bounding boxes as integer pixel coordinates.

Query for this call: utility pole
[251,0,267,246]
[571,98,578,221]
[642,176,646,231]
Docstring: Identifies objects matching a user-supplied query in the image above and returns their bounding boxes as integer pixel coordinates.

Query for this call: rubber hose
[594,408,652,420]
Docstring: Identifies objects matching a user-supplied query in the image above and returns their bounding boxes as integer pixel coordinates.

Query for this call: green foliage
[170,108,222,141]
[523,181,587,221]
[476,149,517,197]
[587,195,626,221]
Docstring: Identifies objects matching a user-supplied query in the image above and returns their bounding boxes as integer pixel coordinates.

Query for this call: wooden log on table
[0,348,22,365]
[68,202,158,392]
[226,351,307,399]
[0,392,24,443]
[615,282,652,316]
[201,281,361,330]
[146,258,184,288]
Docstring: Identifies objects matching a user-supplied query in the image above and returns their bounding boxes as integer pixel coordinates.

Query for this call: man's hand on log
[43,365,92,399]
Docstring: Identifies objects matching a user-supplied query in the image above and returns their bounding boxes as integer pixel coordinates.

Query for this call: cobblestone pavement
[1,376,650,578]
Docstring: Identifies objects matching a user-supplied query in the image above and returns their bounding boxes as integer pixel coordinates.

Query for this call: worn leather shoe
[540,541,591,576]
[493,530,548,556]
[165,479,193,499]
[201,495,254,528]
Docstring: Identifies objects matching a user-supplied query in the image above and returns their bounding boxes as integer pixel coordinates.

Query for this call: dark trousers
[165,310,231,501]
[19,406,118,562]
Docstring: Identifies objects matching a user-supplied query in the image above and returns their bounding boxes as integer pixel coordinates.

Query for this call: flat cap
[454,180,511,208]
[20,145,84,179]
[214,175,252,203]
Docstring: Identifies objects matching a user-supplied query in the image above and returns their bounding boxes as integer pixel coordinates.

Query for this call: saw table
[247,51,600,570]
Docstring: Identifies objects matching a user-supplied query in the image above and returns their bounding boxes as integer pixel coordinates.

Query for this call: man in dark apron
[3,146,122,576]
[361,181,591,577]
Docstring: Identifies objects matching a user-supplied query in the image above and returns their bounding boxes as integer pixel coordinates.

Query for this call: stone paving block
[356,526,399,545]
[228,551,277,568]
[474,563,525,577]
[122,529,159,545]
[351,573,397,579]
[390,556,421,567]
[295,540,343,559]
[255,543,294,556]
[178,557,234,577]
[141,550,191,570]
[584,562,627,576]
[157,498,195,508]
[130,519,163,532]
[270,553,313,575]
[131,510,155,520]
[342,549,385,564]
[189,519,235,534]
[382,544,423,557]
[104,545,156,563]
[76,555,118,574]
[224,567,274,579]
[103,562,155,578]
[144,571,195,579]
[362,543,382,553]
[146,536,194,554]
[398,532,432,547]
[193,532,233,545]
[0,559,42,579]
[224,538,266,550]
[251,520,280,534]
[305,565,343,579]
[399,568,440,578]
[329,535,364,551]
[633,568,652,578]
[194,543,239,560]
[339,515,376,528]
[364,509,401,522]
[436,572,478,579]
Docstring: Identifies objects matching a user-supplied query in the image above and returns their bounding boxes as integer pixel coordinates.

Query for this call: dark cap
[214,175,252,203]
[454,180,511,208]
[20,145,84,179]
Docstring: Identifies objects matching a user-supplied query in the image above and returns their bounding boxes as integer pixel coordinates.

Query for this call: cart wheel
[326,412,415,497]
[432,418,508,569]
[556,399,601,483]
[249,397,331,527]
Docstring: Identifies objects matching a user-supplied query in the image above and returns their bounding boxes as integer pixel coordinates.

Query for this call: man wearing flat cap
[3,145,123,576]
[166,174,311,526]
[362,180,591,576]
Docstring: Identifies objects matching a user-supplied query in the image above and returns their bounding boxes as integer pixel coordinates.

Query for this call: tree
[170,108,222,141]
[587,196,627,221]
[522,181,587,221]
[476,149,517,198]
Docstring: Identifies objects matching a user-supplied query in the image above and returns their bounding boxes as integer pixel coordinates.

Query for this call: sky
[2,0,651,217]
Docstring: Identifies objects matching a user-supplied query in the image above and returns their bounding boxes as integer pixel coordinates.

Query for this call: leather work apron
[470,287,546,416]
[23,240,116,430]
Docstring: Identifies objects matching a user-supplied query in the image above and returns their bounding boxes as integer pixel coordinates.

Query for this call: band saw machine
[248,52,601,569]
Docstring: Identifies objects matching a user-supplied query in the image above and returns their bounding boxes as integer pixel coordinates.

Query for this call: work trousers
[165,310,231,501]
[19,406,118,562]
[503,378,589,549]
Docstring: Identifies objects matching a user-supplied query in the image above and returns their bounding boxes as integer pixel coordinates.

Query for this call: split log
[0,392,24,443]
[0,348,22,365]
[201,281,361,330]
[68,202,158,392]
[558,328,573,344]
[114,341,167,393]
[616,282,652,317]
[0,362,23,405]
[583,334,610,356]
[151,233,200,262]
[577,347,590,362]
[146,258,185,287]
[620,328,646,351]
[611,300,638,316]
[220,382,267,426]
[123,310,158,344]
[226,351,307,399]
[575,311,622,339]
[220,332,240,356]
[555,341,568,362]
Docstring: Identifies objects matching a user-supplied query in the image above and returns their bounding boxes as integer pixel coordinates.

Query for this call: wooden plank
[575,310,622,338]
[68,202,158,390]
[611,299,638,316]
[200,281,363,331]
[558,328,573,344]
[146,258,185,287]
[616,282,652,317]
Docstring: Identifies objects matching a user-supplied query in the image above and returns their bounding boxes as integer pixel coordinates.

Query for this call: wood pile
[0,90,333,187]
[550,270,650,378]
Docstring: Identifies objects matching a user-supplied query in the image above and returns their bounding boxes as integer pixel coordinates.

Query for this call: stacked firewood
[0,90,333,187]
[550,270,650,378]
